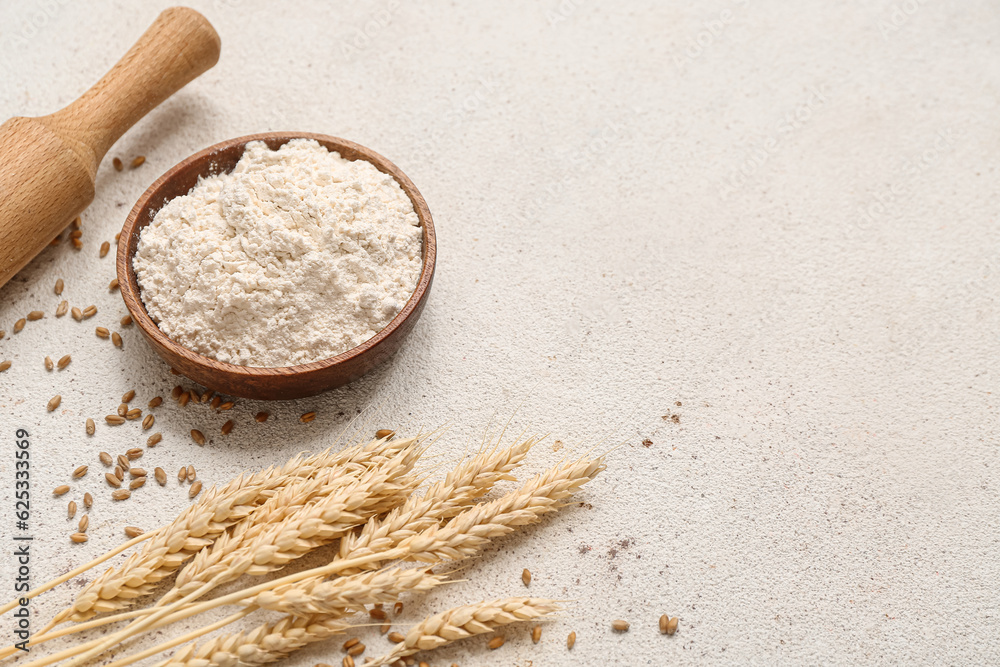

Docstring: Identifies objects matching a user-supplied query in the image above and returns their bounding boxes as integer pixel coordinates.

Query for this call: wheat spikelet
[372,597,561,665]
[253,567,445,616]
[58,436,416,623]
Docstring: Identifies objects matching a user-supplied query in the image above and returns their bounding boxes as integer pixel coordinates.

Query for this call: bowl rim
[116,131,436,379]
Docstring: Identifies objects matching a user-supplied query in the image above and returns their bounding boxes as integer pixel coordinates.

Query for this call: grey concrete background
[1,1,998,665]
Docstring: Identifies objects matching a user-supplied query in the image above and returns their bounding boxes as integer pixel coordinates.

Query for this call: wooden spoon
[0,7,220,289]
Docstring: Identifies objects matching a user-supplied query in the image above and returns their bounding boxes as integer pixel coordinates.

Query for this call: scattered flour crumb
[134,139,423,367]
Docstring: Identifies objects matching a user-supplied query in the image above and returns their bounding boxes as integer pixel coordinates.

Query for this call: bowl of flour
[117,132,436,400]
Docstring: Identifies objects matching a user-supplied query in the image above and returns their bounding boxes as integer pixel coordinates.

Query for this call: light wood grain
[0,7,220,289]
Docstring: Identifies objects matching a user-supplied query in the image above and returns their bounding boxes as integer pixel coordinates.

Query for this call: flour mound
[134,139,423,368]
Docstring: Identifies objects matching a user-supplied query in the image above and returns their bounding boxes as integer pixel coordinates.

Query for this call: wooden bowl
[116,132,436,401]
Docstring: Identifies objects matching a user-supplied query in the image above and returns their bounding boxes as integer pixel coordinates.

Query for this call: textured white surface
[0,1,998,665]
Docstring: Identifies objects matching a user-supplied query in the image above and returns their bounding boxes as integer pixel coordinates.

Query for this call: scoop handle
[41,6,221,175]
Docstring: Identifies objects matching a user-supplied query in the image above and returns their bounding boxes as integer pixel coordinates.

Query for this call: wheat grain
[73,465,88,478]
[191,430,206,446]
[85,419,95,436]
[71,307,82,321]
[112,332,123,348]
[54,279,64,295]
[113,157,123,171]
[99,452,112,466]
[58,354,71,369]
[121,315,133,327]
[45,356,54,371]
[148,433,162,447]
[132,156,145,168]
[155,468,167,486]
[112,489,131,501]
[187,465,196,481]
[14,318,26,332]
[148,397,162,408]
[189,481,202,498]
[122,390,135,403]
[78,515,88,532]
[68,501,77,518]
[71,533,88,544]
[0,360,10,372]
[56,301,68,317]
[372,598,560,665]
[27,310,44,321]
[83,493,93,508]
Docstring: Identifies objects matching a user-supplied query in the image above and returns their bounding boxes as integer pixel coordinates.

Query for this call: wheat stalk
[398,454,606,563]
[60,441,424,667]
[51,436,415,626]
[172,442,422,597]
[252,567,446,616]
[156,613,350,667]
[241,436,536,610]
[371,597,561,665]
[80,454,604,661]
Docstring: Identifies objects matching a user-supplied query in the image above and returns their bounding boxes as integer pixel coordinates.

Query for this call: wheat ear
[113,569,445,667]
[61,441,424,667]
[253,567,447,616]
[84,454,604,651]
[372,597,561,665]
[50,436,413,625]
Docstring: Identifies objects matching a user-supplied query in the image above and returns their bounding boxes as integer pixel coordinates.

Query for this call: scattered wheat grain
[122,389,135,403]
[143,414,154,429]
[488,636,505,650]
[221,420,234,435]
[666,617,678,635]
[218,401,234,411]
[86,418,95,435]
[171,385,183,399]
[125,526,144,538]
[532,625,541,643]
[131,155,145,168]
[148,396,162,408]
[147,432,162,447]
[83,492,93,508]
[54,278,64,294]
[82,305,97,318]
[56,300,68,317]
[255,411,269,422]
[112,332,122,347]
[70,532,88,543]
[179,391,191,407]
[53,485,70,496]
[186,465,196,481]
[376,429,395,439]
[347,643,365,657]
[127,448,142,460]
[522,568,531,586]
[0,360,10,372]
[78,515,88,532]
[99,452,112,466]
[300,411,317,423]
[129,468,146,477]
[114,466,124,481]
[73,465,88,478]
[58,354,71,369]
[112,489,131,500]
[178,466,187,482]
[47,395,61,411]
[130,477,146,490]
[71,307,82,321]
[154,467,166,485]
[44,356,54,371]
[27,310,43,321]
[100,241,110,258]
[67,500,77,518]
[188,481,202,498]
[121,314,133,326]
[96,327,110,339]
[191,429,205,446]
[13,318,25,333]
[343,638,359,650]
[612,620,629,632]
[126,408,142,420]
[118,454,130,469]
[210,395,222,409]
[567,631,576,649]
[105,415,125,425]
[105,473,121,488]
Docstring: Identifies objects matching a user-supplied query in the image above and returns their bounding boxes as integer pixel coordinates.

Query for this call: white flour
[134,139,423,368]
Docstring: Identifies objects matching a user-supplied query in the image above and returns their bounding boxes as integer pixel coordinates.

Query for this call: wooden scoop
[0,6,220,289]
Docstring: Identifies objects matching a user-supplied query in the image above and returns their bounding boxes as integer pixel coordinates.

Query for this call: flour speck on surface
[134,139,423,367]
